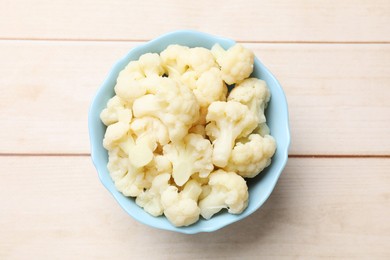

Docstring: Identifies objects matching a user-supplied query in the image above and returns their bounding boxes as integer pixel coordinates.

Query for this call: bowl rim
[88,29,290,234]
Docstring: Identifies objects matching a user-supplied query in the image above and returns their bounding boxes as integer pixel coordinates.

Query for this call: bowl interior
[88,30,290,234]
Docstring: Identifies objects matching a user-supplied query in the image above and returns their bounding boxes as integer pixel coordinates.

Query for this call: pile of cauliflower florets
[100,43,276,227]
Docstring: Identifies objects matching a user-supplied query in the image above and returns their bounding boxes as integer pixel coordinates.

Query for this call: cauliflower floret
[114,67,147,103]
[224,134,276,178]
[205,101,258,167]
[163,133,213,186]
[130,117,169,146]
[138,53,165,77]
[193,67,227,106]
[228,78,270,124]
[211,43,254,85]
[100,96,132,126]
[160,44,190,76]
[199,169,249,219]
[161,180,202,227]
[135,173,171,217]
[114,53,165,102]
[107,138,150,197]
[132,77,200,142]
[161,45,217,77]
[127,117,169,167]
[103,121,130,150]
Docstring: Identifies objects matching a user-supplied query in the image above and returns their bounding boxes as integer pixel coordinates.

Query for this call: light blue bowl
[88,30,290,234]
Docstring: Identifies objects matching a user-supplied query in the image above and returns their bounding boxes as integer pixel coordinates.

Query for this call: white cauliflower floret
[160,44,190,76]
[211,43,254,85]
[161,180,202,227]
[225,134,276,178]
[138,53,165,77]
[163,133,213,186]
[193,67,227,107]
[135,173,171,217]
[100,96,132,126]
[103,121,130,150]
[107,138,150,197]
[161,45,217,77]
[132,77,200,142]
[228,78,270,124]
[127,117,169,167]
[199,170,249,219]
[130,117,169,146]
[114,66,147,103]
[206,101,258,167]
[114,53,165,103]
[185,47,218,74]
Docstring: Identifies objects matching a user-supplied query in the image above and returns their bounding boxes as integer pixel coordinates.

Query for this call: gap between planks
[0,37,389,45]
[0,153,389,159]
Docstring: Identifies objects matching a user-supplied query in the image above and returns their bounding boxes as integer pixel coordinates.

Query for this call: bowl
[88,30,290,234]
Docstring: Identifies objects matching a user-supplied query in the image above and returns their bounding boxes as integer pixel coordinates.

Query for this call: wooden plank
[1,41,389,155]
[0,157,389,258]
[1,0,390,42]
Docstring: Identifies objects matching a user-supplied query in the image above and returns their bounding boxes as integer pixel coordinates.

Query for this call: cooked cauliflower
[100,96,132,126]
[199,170,249,219]
[163,133,213,186]
[135,173,171,216]
[161,45,217,77]
[132,77,200,142]
[138,53,165,77]
[211,43,254,85]
[100,43,276,227]
[102,121,130,150]
[107,138,150,197]
[206,101,258,167]
[225,134,276,178]
[228,78,270,124]
[128,117,169,167]
[160,44,190,76]
[161,180,202,227]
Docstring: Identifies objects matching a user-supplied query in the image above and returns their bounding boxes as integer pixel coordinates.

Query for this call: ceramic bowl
[88,30,290,234]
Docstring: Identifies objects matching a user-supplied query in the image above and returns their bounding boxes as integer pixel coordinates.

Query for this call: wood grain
[1,41,389,155]
[0,156,388,259]
[1,0,390,42]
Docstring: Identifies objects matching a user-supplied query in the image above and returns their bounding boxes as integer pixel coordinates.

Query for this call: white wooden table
[1,1,389,258]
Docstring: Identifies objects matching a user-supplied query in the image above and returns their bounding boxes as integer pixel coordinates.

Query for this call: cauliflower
[107,139,150,197]
[132,77,200,142]
[102,121,130,150]
[199,170,249,219]
[194,67,227,106]
[114,53,165,103]
[224,134,276,178]
[160,44,190,76]
[163,133,213,186]
[128,117,169,167]
[135,173,171,216]
[138,53,165,77]
[161,45,217,77]
[228,78,270,124]
[206,101,258,167]
[100,96,132,126]
[161,180,202,227]
[211,43,254,85]
[114,66,147,103]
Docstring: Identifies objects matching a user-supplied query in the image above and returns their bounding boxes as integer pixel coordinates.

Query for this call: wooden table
[1,1,389,259]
